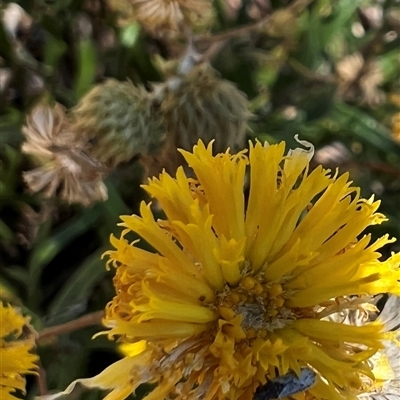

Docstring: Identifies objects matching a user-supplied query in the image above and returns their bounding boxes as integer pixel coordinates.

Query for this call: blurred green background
[0,0,399,399]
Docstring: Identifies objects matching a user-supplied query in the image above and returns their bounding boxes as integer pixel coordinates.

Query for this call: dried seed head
[148,63,250,176]
[141,64,251,177]
[108,0,213,35]
[71,79,163,168]
[22,103,77,157]
[22,103,108,206]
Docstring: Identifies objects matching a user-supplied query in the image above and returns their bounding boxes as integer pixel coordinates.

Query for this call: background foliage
[0,0,399,399]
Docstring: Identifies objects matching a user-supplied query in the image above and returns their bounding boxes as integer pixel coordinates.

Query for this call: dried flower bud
[108,0,213,35]
[140,64,250,178]
[149,63,250,175]
[263,9,298,38]
[71,79,163,169]
[22,104,108,206]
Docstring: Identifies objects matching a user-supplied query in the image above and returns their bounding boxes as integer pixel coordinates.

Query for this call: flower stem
[194,0,315,45]
[37,360,48,395]
[37,310,104,343]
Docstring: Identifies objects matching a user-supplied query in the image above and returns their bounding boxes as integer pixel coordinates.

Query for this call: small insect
[254,367,316,400]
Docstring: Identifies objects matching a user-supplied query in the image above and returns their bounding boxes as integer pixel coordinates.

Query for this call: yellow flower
[0,303,38,400]
[47,138,400,400]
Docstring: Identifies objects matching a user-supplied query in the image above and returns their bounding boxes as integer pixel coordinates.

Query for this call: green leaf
[2,266,29,286]
[96,180,131,238]
[0,275,19,302]
[378,49,400,83]
[319,0,360,42]
[0,219,13,242]
[28,208,100,308]
[300,0,361,68]
[0,109,24,146]
[120,23,140,48]
[44,32,67,68]
[74,39,98,99]
[41,345,90,390]
[0,20,13,60]
[332,103,398,153]
[48,248,107,316]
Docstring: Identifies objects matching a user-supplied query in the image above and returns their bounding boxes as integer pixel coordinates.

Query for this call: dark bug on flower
[254,367,316,400]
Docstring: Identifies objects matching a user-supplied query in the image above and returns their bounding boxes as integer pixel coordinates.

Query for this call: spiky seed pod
[151,63,250,175]
[71,79,163,169]
[108,0,213,35]
[22,104,108,206]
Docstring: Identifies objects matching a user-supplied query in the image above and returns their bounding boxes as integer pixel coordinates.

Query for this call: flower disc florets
[219,275,295,333]
[49,138,400,400]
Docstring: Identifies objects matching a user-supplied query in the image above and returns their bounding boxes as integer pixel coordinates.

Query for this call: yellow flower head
[51,138,400,400]
[0,303,38,400]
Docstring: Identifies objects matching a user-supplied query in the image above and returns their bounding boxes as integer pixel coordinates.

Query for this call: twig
[323,161,400,178]
[201,40,227,62]
[194,0,315,45]
[37,310,104,343]
[194,16,270,45]
[340,161,400,178]
[288,58,335,83]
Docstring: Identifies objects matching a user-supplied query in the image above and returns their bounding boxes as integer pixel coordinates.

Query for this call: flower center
[217,275,293,339]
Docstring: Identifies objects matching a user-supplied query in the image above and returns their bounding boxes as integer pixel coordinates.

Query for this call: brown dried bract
[22,103,108,206]
[108,0,213,35]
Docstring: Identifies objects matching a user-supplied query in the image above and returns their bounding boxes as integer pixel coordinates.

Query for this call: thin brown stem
[348,161,400,178]
[201,40,227,62]
[37,310,104,343]
[325,161,400,178]
[194,0,315,45]
[37,360,48,396]
[194,16,270,45]
[288,58,335,83]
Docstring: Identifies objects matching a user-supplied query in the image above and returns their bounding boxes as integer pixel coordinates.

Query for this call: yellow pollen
[247,328,257,339]
[268,309,279,318]
[241,276,256,290]
[239,293,248,303]
[269,283,283,297]
[215,273,294,339]
[247,295,255,304]
[219,307,236,321]
[259,329,268,338]
[230,292,241,304]
[253,282,264,295]
[271,296,285,308]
